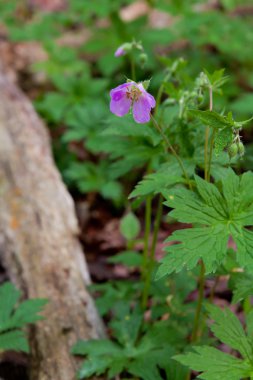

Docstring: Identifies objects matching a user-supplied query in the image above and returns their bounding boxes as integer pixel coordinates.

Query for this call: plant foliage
[0,282,47,353]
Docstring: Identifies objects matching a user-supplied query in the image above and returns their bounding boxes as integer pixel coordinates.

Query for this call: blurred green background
[0,0,252,203]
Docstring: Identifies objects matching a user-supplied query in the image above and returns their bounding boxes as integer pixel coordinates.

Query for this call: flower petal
[110,82,134,98]
[114,47,125,57]
[146,93,156,108]
[132,95,152,123]
[136,83,156,108]
[110,91,131,117]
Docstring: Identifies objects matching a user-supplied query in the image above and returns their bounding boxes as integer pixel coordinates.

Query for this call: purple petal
[110,91,131,117]
[136,83,156,108]
[146,93,156,108]
[114,47,126,57]
[110,82,134,98]
[132,95,152,123]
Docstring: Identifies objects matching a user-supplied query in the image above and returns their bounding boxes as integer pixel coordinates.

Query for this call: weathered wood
[0,72,104,380]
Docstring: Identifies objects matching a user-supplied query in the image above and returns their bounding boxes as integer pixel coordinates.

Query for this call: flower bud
[228,143,238,158]
[238,142,245,156]
[139,53,148,67]
[114,43,132,57]
[122,43,132,53]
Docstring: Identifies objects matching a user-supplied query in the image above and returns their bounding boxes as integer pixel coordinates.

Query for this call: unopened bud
[238,142,245,156]
[114,43,132,57]
[228,143,238,158]
[139,53,148,67]
[197,94,204,103]
[197,72,209,87]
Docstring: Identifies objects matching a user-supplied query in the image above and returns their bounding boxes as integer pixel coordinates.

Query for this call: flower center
[126,85,142,102]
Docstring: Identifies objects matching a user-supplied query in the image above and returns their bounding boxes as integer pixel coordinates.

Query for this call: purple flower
[110,82,156,124]
[115,46,126,57]
[114,43,132,57]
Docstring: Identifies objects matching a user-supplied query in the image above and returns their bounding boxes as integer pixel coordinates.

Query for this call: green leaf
[189,110,232,130]
[129,173,184,198]
[0,283,20,331]
[128,358,163,380]
[232,273,253,304]
[71,339,122,356]
[103,114,160,146]
[35,93,70,123]
[129,159,194,198]
[110,310,143,348]
[77,356,113,379]
[101,181,123,202]
[203,68,229,91]
[72,311,180,380]
[108,251,142,267]
[0,330,29,353]
[214,127,233,155]
[120,213,141,241]
[189,109,253,131]
[175,302,253,379]
[246,309,253,339]
[156,225,229,279]
[7,298,48,330]
[175,346,251,380]
[0,282,47,353]
[206,304,252,360]
[156,169,253,278]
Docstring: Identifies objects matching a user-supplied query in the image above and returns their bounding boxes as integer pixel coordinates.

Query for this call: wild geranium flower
[114,43,132,57]
[110,81,156,123]
[115,46,126,57]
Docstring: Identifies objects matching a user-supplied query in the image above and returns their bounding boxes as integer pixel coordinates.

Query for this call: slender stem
[204,87,213,180]
[209,276,219,304]
[130,55,136,82]
[141,195,152,309]
[141,195,163,309]
[155,72,172,119]
[243,297,251,315]
[209,86,213,112]
[155,84,165,115]
[204,126,210,180]
[151,115,192,190]
[207,129,216,182]
[191,261,205,342]
[206,87,214,181]
[189,86,214,352]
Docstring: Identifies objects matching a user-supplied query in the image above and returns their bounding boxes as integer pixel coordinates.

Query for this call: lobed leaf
[175,346,251,380]
[157,169,253,278]
[189,110,232,130]
[206,304,252,360]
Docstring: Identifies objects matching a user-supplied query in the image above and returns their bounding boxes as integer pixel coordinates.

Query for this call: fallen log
[0,71,104,380]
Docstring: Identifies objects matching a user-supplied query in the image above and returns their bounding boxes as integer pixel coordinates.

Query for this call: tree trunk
[0,71,104,380]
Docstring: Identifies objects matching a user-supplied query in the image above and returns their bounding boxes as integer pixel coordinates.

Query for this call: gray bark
[0,72,104,380]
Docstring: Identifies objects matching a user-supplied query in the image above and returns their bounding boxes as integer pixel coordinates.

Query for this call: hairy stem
[207,129,216,182]
[130,55,136,82]
[204,126,210,180]
[206,87,214,181]
[155,71,173,119]
[151,115,192,189]
[191,261,205,342]
[209,276,219,303]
